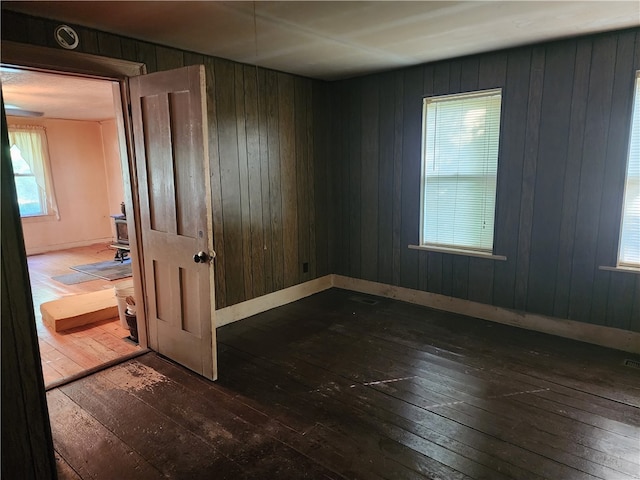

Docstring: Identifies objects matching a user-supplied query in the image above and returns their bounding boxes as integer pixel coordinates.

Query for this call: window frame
[10,144,48,217]
[413,88,505,261]
[614,70,640,271]
[8,125,58,220]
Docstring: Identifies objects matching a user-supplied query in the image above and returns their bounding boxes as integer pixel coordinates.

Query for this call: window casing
[618,72,640,268]
[8,126,59,219]
[420,89,502,255]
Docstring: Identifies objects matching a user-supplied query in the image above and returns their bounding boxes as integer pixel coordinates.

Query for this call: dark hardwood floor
[49,288,640,479]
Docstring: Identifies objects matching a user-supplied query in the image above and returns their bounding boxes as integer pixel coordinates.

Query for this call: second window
[420,89,502,254]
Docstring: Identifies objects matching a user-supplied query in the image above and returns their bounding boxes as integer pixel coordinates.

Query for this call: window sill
[408,244,507,261]
[598,265,640,275]
[21,214,57,224]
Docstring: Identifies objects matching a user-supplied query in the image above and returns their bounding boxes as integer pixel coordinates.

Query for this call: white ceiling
[3,1,640,81]
[1,1,638,121]
[1,67,116,121]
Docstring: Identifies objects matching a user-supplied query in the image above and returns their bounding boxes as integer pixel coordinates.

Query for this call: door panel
[129,65,216,380]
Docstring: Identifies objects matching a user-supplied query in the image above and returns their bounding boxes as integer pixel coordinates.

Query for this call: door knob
[193,251,209,263]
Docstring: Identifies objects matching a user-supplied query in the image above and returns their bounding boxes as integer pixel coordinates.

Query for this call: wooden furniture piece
[40,289,119,332]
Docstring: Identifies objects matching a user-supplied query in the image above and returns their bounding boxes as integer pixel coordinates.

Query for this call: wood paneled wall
[2,11,638,331]
[1,10,334,309]
[333,28,640,332]
[1,103,56,479]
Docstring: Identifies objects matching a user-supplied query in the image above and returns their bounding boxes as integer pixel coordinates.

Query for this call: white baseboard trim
[333,275,640,354]
[213,273,639,353]
[215,275,334,328]
[26,238,113,256]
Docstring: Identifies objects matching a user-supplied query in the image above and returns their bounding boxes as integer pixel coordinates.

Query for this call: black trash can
[125,312,138,343]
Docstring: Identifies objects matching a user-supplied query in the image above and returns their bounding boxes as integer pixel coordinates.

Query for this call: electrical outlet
[303,262,309,273]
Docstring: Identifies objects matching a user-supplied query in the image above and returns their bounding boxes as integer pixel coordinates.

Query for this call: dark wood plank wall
[1,10,334,309]
[333,28,640,332]
[2,11,639,332]
[1,102,57,479]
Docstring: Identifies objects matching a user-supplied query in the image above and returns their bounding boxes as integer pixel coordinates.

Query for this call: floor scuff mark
[488,387,550,399]
[363,376,416,386]
[110,362,170,393]
[425,400,466,409]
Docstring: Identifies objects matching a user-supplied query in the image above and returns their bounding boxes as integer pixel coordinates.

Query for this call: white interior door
[129,65,217,380]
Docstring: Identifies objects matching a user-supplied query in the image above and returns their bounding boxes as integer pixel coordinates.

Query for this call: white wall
[100,119,125,239]
[10,116,122,255]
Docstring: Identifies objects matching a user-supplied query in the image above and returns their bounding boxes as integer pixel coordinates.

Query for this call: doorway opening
[1,66,143,388]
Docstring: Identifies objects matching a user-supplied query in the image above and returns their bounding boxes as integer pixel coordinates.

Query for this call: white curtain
[8,125,60,219]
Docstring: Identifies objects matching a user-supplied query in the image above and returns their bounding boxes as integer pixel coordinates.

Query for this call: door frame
[1,40,150,349]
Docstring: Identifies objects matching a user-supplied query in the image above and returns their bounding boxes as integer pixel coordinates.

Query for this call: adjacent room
[1,67,141,387]
[2,2,639,480]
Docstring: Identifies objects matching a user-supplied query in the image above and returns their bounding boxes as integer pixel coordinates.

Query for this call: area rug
[51,271,100,285]
[70,258,132,281]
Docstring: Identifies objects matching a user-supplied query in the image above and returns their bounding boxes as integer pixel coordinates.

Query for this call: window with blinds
[619,72,640,267]
[420,89,502,254]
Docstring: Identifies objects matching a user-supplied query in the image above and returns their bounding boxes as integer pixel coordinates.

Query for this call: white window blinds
[619,73,640,267]
[421,89,502,253]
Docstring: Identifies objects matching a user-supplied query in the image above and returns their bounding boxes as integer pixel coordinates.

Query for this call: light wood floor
[49,289,640,479]
[27,243,141,387]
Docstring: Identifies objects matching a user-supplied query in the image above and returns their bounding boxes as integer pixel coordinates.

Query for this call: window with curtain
[420,88,502,254]
[619,72,640,267]
[9,125,59,219]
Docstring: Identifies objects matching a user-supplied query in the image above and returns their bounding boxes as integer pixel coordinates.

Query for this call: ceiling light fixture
[5,107,44,117]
